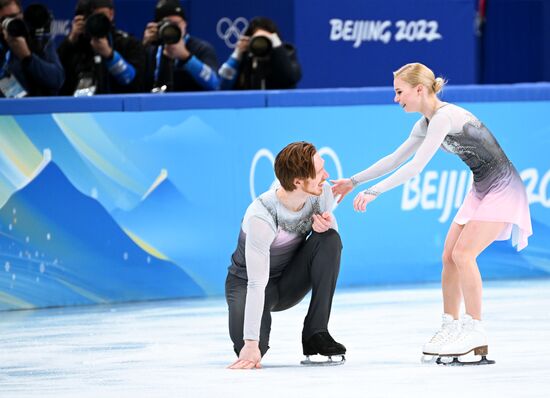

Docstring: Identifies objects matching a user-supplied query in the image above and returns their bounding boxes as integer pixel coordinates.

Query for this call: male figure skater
[226,141,346,369]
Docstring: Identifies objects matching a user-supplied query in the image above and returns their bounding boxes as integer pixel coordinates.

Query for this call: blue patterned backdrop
[1,91,549,310]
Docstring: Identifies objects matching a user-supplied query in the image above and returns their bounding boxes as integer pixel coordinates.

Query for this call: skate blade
[300,355,346,366]
[436,355,495,366]
[420,354,438,364]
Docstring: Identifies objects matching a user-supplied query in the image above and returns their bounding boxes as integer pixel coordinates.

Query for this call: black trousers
[225,230,342,356]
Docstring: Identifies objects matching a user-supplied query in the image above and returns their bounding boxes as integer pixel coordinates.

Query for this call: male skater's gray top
[229,182,337,340]
[352,103,517,198]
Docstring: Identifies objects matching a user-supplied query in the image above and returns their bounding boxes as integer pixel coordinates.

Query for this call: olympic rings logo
[249,147,343,201]
[216,17,249,48]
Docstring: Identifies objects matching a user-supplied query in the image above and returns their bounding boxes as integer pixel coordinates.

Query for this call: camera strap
[154,33,190,85]
[0,50,27,98]
[0,50,11,79]
[154,45,163,85]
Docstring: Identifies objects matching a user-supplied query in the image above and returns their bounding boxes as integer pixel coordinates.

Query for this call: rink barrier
[0,83,549,311]
[2,83,550,115]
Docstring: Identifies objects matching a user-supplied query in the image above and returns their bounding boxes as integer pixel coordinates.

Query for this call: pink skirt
[453,177,533,251]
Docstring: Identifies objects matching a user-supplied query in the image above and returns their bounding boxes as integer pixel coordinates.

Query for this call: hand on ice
[228,340,262,370]
[330,179,354,203]
[312,212,332,233]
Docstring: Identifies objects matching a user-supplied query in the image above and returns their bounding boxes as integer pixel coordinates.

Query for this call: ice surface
[1,279,550,398]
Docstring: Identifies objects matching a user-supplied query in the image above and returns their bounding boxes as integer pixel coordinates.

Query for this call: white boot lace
[428,319,457,344]
[452,319,475,345]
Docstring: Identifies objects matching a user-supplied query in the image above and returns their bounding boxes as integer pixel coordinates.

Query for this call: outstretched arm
[370,114,451,194]
[353,114,452,211]
[332,129,423,202]
[228,216,275,369]
[352,133,424,185]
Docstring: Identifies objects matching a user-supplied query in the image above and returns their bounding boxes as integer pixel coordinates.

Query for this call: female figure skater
[332,63,532,364]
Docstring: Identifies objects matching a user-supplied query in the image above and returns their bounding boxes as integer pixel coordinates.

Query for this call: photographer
[57,0,145,95]
[142,0,219,92]
[0,0,63,97]
[219,17,301,90]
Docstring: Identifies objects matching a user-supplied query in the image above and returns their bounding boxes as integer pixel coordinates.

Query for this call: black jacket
[57,29,146,95]
[235,43,301,90]
[144,35,219,92]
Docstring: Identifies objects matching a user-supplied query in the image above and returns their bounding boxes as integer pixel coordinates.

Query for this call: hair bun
[433,77,446,94]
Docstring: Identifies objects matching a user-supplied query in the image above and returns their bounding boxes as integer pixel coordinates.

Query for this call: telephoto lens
[157,19,181,45]
[248,35,272,57]
[85,12,111,38]
[1,17,28,38]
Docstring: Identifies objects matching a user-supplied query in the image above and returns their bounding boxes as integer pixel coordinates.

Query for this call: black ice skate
[300,332,346,366]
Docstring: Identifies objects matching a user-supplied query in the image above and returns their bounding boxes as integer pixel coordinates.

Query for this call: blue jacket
[1,39,64,97]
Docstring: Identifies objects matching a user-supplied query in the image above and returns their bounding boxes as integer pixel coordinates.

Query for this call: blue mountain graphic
[16,115,141,211]
[0,162,204,310]
[111,176,234,294]
[112,177,192,256]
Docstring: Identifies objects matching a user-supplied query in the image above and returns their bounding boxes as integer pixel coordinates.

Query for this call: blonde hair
[393,63,447,94]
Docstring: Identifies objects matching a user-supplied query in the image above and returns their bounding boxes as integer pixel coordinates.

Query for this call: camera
[85,12,111,38]
[249,35,272,58]
[74,1,112,39]
[157,19,181,45]
[1,3,51,39]
[1,17,27,38]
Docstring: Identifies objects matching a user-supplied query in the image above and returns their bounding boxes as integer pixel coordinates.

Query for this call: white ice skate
[420,313,460,364]
[436,314,495,366]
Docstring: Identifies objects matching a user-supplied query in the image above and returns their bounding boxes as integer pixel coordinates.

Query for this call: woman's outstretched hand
[353,191,377,212]
[331,178,354,203]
